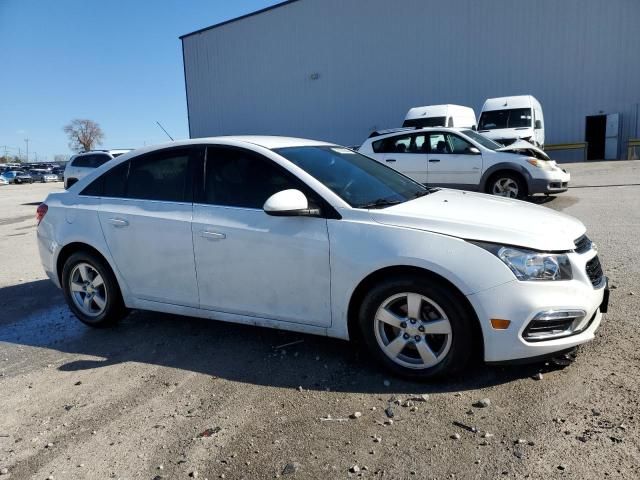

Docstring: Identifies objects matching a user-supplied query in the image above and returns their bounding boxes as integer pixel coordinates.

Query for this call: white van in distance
[478,95,545,147]
[403,104,477,130]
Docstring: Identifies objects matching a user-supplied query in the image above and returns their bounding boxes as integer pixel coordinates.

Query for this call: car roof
[366,127,469,141]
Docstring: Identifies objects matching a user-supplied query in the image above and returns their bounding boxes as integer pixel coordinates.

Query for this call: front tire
[487,172,527,199]
[61,251,127,327]
[358,275,475,380]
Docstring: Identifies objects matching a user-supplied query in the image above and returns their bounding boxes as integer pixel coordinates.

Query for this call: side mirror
[471,125,477,131]
[263,189,320,217]
[468,147,481,155]
[534,120,542,130]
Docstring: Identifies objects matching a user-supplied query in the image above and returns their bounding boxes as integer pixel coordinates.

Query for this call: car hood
[370,189,584,251]
[497,139,550,160]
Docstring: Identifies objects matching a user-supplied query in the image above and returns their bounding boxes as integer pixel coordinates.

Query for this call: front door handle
[201,230,226,241]
[386,158,397,163]
[429,159,441,163]
[108,218,129,227]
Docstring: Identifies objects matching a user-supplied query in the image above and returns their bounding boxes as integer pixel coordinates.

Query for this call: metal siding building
[181,0,640,159]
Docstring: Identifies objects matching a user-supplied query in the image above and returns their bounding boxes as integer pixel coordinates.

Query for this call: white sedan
[37,137,607,379]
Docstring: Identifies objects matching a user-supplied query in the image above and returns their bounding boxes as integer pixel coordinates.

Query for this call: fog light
[490,318,511,330]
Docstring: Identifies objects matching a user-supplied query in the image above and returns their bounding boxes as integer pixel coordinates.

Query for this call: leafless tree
[63,119,104,152]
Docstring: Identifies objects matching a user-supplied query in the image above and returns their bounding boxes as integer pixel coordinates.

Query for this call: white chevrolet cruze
[37,137,608,379]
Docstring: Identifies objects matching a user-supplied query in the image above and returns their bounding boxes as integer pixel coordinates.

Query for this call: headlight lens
[526,158,554,170]
[471,242,572,281]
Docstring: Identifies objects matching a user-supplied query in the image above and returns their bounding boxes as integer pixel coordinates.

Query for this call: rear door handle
[201,230,226,241]
[386,158,397,163]
[107,218,129,227]
[429,159,441,163]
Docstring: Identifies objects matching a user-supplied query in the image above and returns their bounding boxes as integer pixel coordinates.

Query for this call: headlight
[526,158,554,170]
[470,242,572,281]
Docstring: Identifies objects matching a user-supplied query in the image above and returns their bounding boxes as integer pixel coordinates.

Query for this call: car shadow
[0,280,560,394]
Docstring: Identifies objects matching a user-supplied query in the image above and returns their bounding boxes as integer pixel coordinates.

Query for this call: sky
[0,0,280,162]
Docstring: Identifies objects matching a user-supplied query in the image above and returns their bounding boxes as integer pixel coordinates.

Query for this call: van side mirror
[263,189,320,217]
[471,125,477,131]
[535,120,542,129]
[468,147,481,155]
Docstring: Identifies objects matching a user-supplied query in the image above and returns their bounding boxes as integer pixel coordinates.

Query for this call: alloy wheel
[374,292,453,369]
[492,178,519,198]
[69,262,108,317]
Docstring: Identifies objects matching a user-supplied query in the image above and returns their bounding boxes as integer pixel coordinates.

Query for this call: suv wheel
[488,172,526,199]
[358,276,474,380]
[61,251,127,327]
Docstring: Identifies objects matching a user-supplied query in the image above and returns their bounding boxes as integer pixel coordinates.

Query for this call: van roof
[405,104,474,120]
[482,95,540,112]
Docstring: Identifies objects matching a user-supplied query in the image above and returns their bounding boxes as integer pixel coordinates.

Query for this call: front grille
[574,235,592,254]
[585,256,604,287]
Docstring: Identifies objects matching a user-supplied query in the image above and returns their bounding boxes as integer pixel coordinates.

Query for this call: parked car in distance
[478,95,545,147]
[29,169,59,183]
[403,104,477,130]
[64,149,131,189]
[0,175,8,186]
[51,167,65,182]
[2,170,34,184]
[37,137,607,379]
[358,127,568,198]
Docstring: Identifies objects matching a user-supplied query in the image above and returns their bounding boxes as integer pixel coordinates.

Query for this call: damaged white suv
[358,128,569,199]
[37,137,606,379]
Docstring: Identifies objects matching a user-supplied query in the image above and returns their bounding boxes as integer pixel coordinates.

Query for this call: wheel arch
[480,162,531,193]
[56,242,118,288]
[346,265,484,357]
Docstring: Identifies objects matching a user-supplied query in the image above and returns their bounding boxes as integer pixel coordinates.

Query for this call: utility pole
[24,138,29,163]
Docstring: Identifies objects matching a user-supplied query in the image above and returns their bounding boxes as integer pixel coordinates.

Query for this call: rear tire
[358,275,475,380]
[61,251,127,328]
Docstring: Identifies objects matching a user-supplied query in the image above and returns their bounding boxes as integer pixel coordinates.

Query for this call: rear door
[425,132,483,188]
[377,133,428,184]
[96,146,202,307]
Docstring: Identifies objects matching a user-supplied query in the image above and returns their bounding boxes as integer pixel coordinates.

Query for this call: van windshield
[479,108,532,130]
[403,116,447,128]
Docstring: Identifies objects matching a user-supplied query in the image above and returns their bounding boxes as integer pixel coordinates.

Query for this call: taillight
[36,203,48,225]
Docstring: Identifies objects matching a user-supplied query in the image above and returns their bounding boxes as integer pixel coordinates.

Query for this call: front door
[425,132,483,188]
[97,146,201,307]
[192,146,332,327]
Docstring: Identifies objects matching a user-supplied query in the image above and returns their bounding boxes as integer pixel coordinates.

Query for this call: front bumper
[528,169,570,194]
[467,256,606,363]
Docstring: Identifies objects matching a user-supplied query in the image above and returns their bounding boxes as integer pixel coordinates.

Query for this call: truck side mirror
[535,120,543,130]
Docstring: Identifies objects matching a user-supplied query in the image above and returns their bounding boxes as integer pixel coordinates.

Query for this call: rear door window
[126,148,193,202]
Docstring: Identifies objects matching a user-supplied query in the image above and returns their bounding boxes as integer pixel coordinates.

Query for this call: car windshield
[479,108,532,130]
[460,130,503,150]
[274,146,430,208]
[403,116,447,128]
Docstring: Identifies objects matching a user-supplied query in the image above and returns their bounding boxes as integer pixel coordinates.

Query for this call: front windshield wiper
[357,198,404,209]
[414,187,439,198]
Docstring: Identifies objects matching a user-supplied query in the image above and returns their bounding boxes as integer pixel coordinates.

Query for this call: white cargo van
[403,104,477,129]
[478,95,544,147]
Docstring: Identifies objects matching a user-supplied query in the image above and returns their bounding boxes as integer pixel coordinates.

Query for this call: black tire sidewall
[61,251,124,327]
[358,276,474,380]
